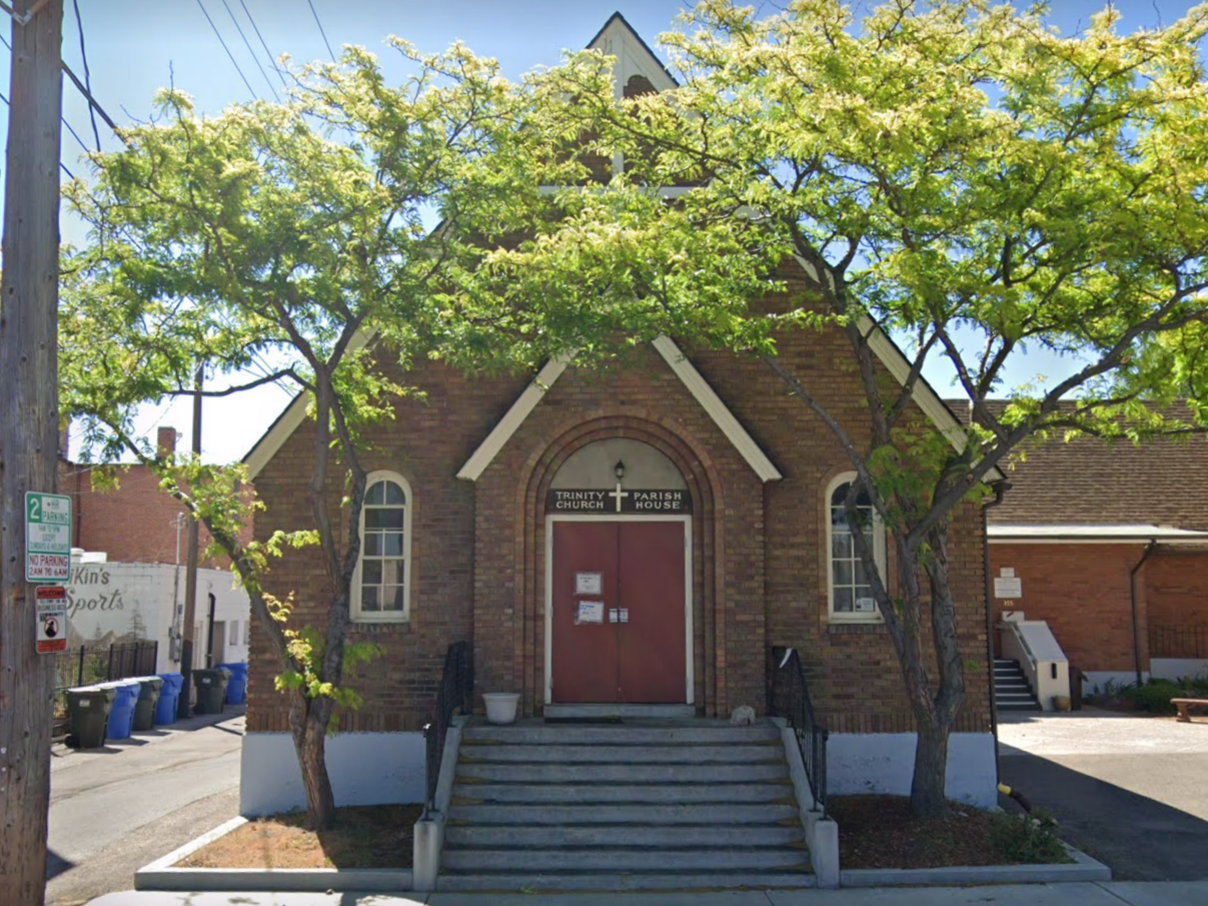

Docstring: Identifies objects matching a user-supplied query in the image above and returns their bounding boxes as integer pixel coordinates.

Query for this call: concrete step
[444,823,805,848]
[462,723,780,745]
[456,761,789,784]
[440,846,811,873]
[452,781,793,804]
[436,870,817,891]
[459,743,782,764]
[447,802,800,825]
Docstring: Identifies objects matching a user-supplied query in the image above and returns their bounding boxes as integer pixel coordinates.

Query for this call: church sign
[547,488,692,514]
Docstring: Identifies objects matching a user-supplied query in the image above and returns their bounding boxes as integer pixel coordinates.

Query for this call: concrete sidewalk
[85,881,1208,906]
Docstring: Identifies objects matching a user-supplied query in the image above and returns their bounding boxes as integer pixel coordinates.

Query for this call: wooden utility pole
[0,2,65,904]
[177,362,203,718]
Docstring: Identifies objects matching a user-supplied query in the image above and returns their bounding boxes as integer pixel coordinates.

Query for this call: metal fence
[53,641,159,735]
[1149,624,1207,660]
[422,641,473,817]
[767,645,828,818]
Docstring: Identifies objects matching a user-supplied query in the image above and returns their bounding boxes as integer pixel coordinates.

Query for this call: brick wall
[989,543,1149,675]
[1143,549,1208,659]
[245,304,992,736]
[58,462,242,568]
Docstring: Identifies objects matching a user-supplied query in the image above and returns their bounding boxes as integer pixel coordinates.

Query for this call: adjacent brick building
[238,14,997,815]
[986,408,1208,690]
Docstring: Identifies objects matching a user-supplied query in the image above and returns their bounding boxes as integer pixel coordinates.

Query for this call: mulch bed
[828,795,1013,869]
[176,804,423,870]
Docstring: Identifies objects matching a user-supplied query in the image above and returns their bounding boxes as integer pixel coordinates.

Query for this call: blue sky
[12,0,1200,463]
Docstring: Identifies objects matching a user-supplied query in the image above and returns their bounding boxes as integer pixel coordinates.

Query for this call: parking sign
[26,492,72,582]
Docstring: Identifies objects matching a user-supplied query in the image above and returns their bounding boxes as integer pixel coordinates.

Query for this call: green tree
[450,0,1208,816]
[60,41,584,830]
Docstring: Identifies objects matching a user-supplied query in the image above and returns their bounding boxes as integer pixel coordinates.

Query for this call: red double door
[551,520,687,703]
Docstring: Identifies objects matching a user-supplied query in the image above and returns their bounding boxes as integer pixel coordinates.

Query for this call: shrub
[1121,679,1184,714]
[989,808,1071,864]
[1180,673,1208,697]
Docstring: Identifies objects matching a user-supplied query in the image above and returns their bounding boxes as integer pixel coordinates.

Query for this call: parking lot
[998,708,1208,881]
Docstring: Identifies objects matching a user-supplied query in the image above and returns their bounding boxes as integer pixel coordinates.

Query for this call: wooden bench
[1171,698,1208,722]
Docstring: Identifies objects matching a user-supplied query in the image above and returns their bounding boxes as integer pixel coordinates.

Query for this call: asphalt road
[46,707,244,906]
[998,708,1208,881]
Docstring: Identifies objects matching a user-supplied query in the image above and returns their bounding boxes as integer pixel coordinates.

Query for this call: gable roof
[586,12,678,94]
[969,402,1208,531]
[456,335,783,483]
[245,18,999,488]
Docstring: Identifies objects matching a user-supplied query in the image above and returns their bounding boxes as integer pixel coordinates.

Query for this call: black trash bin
[67,685,116,749]
[131,676,165,731]
[193,668,227,714]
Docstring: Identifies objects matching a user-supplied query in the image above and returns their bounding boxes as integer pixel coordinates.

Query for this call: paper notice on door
[575,600,604,624]
[575,572,603,595]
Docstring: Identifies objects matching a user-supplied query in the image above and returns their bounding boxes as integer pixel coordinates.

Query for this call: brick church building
[238,14,996,819]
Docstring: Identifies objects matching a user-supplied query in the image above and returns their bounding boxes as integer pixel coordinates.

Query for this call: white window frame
[825,472,886,624]
[352,470,412,623]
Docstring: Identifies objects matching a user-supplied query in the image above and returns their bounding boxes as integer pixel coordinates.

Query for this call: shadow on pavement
[1000,750,1208,881]
[46,847,75,880]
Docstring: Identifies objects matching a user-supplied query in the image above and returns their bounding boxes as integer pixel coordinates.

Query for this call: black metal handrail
[767,645,828,818]
[422,641,473,817]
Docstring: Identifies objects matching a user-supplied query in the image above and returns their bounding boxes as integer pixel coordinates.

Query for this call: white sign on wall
[994,567,1022,599]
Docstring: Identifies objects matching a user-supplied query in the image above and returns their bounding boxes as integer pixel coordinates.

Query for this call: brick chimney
[157,427,178,459]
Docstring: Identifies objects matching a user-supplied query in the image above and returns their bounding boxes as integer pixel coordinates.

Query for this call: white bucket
[482,692,520,725]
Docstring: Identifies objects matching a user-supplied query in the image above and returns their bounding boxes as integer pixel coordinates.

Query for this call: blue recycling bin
[100,680,140,740]
[218,662,248,705]
[155,672,183,725]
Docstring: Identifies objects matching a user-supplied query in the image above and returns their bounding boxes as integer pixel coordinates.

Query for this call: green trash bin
[131,676,164,731]
[67,685,116,749]
[193,669,227,714]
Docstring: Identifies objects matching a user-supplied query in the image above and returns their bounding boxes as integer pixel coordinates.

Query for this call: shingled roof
[951,402,1208,531]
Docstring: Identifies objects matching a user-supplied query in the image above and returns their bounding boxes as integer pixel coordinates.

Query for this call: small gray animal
[730,705,756,726]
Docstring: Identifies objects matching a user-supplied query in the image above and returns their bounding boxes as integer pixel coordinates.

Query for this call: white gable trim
[455,353,572,482]
[790,252,1003,482]
[587,13,678,97]
[456,336,782,484]
[651,336,782,482]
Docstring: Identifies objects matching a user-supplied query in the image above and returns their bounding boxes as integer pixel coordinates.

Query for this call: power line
[221,0,278,102]
[71,0,101,151]
[306,0,336,61]
[195,0,258,100]
[239,0,288,90]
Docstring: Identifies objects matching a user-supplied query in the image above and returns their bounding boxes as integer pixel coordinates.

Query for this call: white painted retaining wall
[826,732,997,807]
[1151,658,1208,682]
[240,732,426,816]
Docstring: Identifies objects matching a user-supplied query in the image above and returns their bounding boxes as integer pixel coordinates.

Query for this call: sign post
[25,491,72,582]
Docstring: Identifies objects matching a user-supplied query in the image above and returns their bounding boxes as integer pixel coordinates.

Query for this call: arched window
[826,473,885,623]
[353,471,411,622]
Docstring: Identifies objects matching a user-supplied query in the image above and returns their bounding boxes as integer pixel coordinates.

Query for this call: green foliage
[1118,677,1201,714]
[269,593,383,735]
[989,808,1072,865]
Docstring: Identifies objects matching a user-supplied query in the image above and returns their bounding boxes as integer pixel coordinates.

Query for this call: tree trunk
[0,3,64,905]
[910,714,952,817]
[293,697,337,830]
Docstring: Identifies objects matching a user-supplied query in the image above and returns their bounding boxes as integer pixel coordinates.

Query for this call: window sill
[351,616,411,632]
[827,619,885,634]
